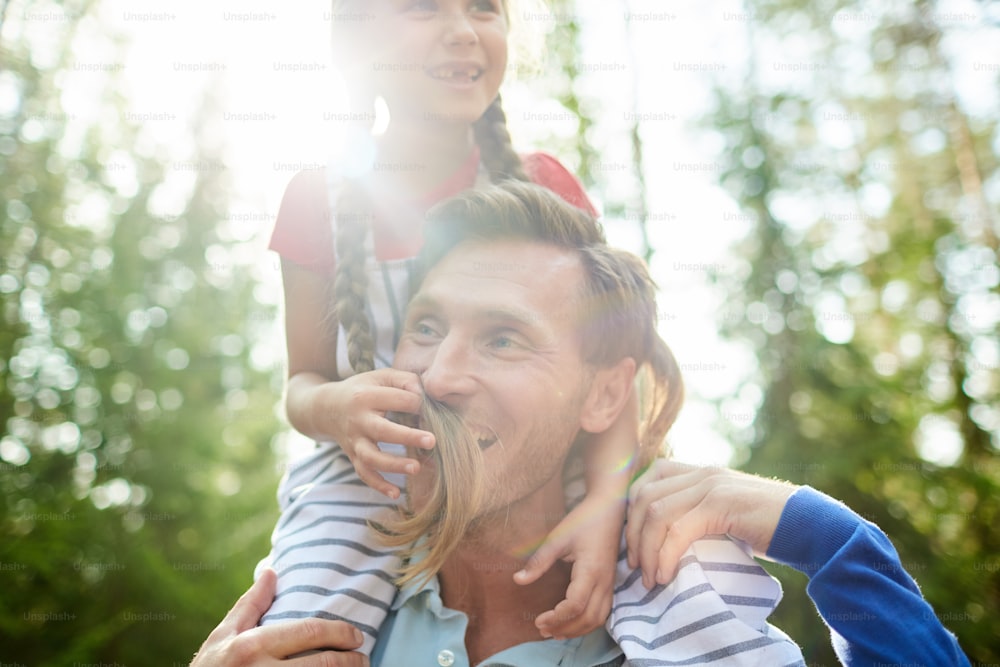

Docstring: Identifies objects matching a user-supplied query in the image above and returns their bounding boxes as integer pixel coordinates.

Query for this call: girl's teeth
[431,68,479,80]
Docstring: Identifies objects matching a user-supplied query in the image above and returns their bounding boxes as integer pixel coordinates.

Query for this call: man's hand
[625,460,798,588]
[190,569,368,666]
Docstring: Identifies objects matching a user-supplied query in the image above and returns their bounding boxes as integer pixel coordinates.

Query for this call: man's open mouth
[410,413,497,451]
[473,431,497,450]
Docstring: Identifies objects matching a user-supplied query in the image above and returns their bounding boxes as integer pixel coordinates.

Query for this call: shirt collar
[389,542,438,611]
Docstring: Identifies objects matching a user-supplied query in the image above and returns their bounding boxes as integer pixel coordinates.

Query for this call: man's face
[395,239,593,519]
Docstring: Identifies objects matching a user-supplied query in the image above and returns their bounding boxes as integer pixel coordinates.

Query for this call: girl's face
[336,0,509,127]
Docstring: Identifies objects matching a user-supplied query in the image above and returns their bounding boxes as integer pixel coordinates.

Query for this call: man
[193,183,969,666]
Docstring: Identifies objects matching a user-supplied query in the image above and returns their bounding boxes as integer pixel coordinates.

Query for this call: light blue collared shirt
[370,572,625,667]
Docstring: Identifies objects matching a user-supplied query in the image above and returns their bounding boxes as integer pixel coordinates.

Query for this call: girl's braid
[473,95,530,183]
[332,182,376,374]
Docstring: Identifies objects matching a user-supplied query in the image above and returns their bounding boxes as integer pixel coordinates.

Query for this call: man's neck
[437,479,571,665]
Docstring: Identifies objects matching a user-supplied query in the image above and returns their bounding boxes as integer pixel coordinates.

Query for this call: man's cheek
[393,340,428,373]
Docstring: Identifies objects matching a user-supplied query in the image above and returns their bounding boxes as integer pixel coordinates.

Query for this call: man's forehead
[414,239,585,317]
[425,239,581,285]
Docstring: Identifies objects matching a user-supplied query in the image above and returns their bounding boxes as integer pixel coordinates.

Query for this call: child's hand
[512,495,623,640]
[313,368,435,499]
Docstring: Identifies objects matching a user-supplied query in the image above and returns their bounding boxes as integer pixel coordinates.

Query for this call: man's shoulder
[609,536,805,665]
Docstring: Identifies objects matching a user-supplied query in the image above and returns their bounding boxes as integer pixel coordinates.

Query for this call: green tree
[708,0,998,662]
[520,0,654,260]
[1,3,280,663]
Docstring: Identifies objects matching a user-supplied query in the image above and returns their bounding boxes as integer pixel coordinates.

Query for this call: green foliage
[522,0,599,183]
[707,0,999,662]
[1,7,280,664]
[531,0,653,260]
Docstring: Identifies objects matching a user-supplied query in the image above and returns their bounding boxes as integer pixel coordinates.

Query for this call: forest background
[1,0,997,664]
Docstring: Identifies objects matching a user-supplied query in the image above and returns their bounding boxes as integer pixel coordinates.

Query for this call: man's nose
[420,333,476,403]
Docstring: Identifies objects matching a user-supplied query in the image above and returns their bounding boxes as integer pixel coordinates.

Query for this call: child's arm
[280,258,434,498]
[513,388,639,640]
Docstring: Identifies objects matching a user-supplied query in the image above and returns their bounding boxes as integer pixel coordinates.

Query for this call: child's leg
[255,442,401,656]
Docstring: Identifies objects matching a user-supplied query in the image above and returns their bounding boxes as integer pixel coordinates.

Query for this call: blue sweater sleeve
[765,486,970,666]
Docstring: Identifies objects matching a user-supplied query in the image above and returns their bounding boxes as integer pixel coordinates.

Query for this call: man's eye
[488,334,517,350]
[413,321,440,338]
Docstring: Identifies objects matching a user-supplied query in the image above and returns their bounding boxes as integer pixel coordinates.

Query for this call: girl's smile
[425,61,486,87]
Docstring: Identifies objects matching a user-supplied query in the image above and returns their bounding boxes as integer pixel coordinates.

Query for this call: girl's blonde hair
[373,397,486,589]
[375,182,684,587]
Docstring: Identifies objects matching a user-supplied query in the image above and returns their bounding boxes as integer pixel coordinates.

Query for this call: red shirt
[267,149,598,273]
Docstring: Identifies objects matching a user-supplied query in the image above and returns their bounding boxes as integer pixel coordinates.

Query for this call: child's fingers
[566,563,612,636]
[370,417,435,450]
[355,446,420,475]
[350,441,405,499]
[535,564,611,639]
[354,467,401,500]
[362,384,425,415]
[513,535,570,586]
[541,593,611,641]
[369,367,425,396]
[535,596,585,639]
[354,439,422,477]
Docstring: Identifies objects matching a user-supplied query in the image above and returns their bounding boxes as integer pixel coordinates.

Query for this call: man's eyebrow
[406,291,545,328]
[477,307,544,328]
[405,292,437,315]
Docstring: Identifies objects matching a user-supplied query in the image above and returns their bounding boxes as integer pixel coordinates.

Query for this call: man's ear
[580,357,637,434]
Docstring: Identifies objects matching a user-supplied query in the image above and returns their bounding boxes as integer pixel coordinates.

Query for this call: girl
[257,0,639,655]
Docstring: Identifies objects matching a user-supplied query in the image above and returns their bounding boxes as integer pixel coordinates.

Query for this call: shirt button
[437,649,456,666]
